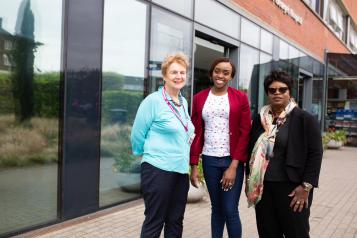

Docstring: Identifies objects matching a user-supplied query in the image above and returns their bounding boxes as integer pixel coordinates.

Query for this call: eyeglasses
[267,87,289,94]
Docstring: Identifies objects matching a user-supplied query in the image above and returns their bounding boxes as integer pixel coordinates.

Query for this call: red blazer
[190,87,252,165]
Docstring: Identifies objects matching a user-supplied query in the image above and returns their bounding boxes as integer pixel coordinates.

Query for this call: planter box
[187,183,206,203]
[327,140,343,149]
[117,172,141,193]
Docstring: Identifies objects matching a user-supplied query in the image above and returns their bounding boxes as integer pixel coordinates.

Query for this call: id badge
[187,133,196,146]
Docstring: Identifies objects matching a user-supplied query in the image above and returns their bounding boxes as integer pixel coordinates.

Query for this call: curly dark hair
[209,57,236,78]
[263,70,294,94]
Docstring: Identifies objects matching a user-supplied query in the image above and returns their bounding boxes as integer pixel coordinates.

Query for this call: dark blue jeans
[202,155,244,238]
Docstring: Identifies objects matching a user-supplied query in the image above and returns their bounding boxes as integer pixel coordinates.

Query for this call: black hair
[209,57,236,78]
[263,70,293,94]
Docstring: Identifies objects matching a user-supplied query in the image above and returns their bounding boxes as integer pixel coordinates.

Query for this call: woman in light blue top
[131,52,195,238]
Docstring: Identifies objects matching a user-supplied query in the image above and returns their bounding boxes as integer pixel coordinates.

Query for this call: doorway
[297,69,313,112]
[193,35,238,95]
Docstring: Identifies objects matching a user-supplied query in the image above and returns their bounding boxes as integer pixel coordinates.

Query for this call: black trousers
[140,162,189,238]
[255,181,313,238]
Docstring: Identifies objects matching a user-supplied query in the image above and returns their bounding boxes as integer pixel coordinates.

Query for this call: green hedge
[0,74,13,114]
[33,74,60,117]
[0,72,143,120]
[0,72,60,117]
[101,89,143,124]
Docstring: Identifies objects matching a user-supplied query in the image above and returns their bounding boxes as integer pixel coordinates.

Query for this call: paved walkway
[16,147,357,238]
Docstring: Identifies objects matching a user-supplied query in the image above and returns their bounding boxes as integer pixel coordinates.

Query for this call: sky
[0,0,62,72]
[0,0,147,77]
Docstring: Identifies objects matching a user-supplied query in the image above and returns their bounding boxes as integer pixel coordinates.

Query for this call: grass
[0,115,59,167]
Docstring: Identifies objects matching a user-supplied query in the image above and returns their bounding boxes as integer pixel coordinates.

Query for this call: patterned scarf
[246,99,297,207]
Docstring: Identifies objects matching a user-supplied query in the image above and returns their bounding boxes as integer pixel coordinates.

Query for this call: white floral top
[202,90,230,157]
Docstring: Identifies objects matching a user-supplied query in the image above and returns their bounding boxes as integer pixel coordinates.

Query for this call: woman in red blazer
[190,58,251,238]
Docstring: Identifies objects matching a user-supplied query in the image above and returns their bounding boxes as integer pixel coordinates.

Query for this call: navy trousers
[140,162,189,238]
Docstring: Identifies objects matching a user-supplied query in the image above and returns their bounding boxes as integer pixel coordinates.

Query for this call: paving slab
[14,147,357,238]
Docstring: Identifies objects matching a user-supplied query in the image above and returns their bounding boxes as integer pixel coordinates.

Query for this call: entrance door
[297,69,313,112]
[193,36,238,95]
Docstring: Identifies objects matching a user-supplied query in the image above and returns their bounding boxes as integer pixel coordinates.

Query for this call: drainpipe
[322,49,329,132]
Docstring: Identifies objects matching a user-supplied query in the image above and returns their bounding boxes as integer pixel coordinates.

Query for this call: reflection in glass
[150,7,193,103]
[311,60,324,122]
[312,78,323,121]
[241,18,260,48]
[260,29,273,54]
[99,0,147,207]
[288,45,299,66]
[0,0,61,235]
[257,53,273,114]
[299,52,313,72]
[279,39,289,60]
[195,0,240,39]
[152,0,193,18]
[248,51,271,116]
[238,44,259,101]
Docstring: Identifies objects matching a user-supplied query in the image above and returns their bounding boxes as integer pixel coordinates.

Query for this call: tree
[10,0,41,122]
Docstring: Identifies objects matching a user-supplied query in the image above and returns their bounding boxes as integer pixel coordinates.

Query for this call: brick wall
[232,0,351,61]
[343,0,357,25]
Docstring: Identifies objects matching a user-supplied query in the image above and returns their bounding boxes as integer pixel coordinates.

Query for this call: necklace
[172,100,181,107]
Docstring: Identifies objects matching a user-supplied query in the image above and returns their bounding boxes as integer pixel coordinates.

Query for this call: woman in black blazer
[245,70,323,238]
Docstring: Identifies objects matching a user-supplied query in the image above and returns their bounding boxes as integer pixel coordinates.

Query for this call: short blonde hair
[161,52,189,77]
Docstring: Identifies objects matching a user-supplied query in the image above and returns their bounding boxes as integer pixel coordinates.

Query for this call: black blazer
[246,107,323,187]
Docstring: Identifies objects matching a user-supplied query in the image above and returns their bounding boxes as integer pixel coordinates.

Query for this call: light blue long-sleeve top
[131,86,195,174]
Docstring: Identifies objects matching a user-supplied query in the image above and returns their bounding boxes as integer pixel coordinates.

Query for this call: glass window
[152,0,193,18]
[100,0,148,207]
[279,39,289,60]
[257,53,273,114]
[349,26,357,51]
[0,0,62,235]
[260,29,273,54]
[241,18,260,48]
[150,7,193,101]
[4,40,13,50]
[2,54,10,66]
[249,51,272,116]
[299,51,313,72]
[303,0,319,13]
[195,0,240,39]
[289,45,299,66]
[327,2,346,40]
[288,45,299,61]
[238,44,259,106]
[312,78,323,121]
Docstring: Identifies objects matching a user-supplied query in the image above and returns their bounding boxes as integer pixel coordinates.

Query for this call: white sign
[272,0,303,25]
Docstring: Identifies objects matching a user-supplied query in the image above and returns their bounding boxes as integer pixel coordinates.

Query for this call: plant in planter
[187,158,206,203]
[322,133,330,151]
[112,151,141,193]
[326,130,347,149]
[101,124,141,193]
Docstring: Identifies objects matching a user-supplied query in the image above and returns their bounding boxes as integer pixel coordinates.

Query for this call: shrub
[33,72,60,117]
[101,123,140,173]
[0,74,13,114]
[322,130,348,150]
[101,90,142,124]
[0,72,60,118]
[0,115,59,167]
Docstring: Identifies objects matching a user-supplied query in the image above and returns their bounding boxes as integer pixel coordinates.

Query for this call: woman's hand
[221,161,238,191]
[190,165,200,188]
[288,185,309,212]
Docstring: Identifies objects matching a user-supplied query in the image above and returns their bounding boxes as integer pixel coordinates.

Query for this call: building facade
[0,0,356,237]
